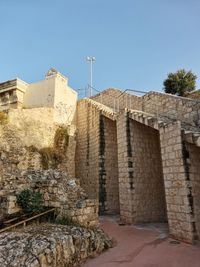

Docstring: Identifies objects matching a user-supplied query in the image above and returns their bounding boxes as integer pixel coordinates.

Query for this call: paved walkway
[83,216,200,267]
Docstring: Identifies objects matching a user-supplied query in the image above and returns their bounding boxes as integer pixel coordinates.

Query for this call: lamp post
[86,56,95,97]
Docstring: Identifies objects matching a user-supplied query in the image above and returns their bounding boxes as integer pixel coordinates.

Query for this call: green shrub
[16,189,44,213]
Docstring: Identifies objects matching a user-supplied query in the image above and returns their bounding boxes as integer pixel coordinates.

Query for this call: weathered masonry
[1,70,200,244]
[75,99,119,215]
[0,70,98,229]
[76,88,200,243]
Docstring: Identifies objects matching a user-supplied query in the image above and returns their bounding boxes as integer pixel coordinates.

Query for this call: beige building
[0,68,77,125]
[0,78,28,109]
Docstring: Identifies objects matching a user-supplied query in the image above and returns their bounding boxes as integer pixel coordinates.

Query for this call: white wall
[23,71,78,125]
[54,75,77,125]
[23,77,56,108]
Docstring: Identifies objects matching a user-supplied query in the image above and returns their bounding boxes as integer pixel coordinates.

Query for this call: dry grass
[27,126,69,169]
[54,127,69,151]
[0,112,8,125]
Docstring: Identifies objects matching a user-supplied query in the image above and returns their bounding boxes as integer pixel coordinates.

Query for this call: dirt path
[83,216,200,267]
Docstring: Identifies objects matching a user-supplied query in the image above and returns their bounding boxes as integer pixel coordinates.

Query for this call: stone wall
[0,108,76,177]
[1,85,200,244]
[76,93,200,243]
[99,116,119,214]
[116,112,134,223]
[36,170,98,228]
[34,169,98,228]
[117,112,166,224]
[116,109,200,243]
[0,107,80,223]
[76,100,120,215]
[159,122,195,242]
[75,100,100,200]
[0,169,98,228]
[142,92,200,127]
[1,108,56,149]
[57,133,76,178]
[91,88,142,111]
[129,120,166,223]
[92,88,200,127]
[187,143,200,240]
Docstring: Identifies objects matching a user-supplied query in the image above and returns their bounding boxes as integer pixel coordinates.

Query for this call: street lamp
[86,56,96,97]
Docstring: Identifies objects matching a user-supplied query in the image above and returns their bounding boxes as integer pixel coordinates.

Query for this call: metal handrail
[0,208,55,234]
[116,89,148,99]
[78,86,200,125]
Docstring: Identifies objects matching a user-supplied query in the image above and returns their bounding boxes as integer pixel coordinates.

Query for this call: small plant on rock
[16,189,44,213]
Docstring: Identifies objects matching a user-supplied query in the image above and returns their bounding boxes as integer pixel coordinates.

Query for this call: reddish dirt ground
[83,216,200,267]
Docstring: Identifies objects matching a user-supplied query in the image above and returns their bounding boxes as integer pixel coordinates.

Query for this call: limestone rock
[0,223,112,267]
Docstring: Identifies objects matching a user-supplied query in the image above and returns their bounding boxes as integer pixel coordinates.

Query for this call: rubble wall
[0,108,76,177]
[0,108,77,220]
[0,169,98,227]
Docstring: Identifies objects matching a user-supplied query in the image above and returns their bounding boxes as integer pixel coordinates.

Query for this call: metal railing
[114,89,147,112]
[76,86,200,127]
[0,208,55,234]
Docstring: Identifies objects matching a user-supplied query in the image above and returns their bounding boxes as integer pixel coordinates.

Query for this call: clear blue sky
[0,0,200,97]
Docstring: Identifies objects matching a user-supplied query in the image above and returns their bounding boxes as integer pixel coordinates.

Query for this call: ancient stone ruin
[0,69,200,263]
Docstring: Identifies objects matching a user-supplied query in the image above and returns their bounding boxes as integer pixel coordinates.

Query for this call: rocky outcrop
[0,223,112,267]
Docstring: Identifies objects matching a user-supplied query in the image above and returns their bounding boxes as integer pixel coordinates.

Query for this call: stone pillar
[186,143,200,240]
[117,111,134,223]
[160,121,195,243]
[99,115,119,214]
[76,101,100,200]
